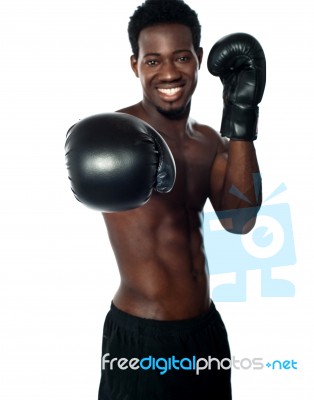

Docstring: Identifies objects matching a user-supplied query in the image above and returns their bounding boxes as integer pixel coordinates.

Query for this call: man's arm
[207,32,266,234]
[209,138,261,234]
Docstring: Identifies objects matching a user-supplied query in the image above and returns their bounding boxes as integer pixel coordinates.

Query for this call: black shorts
[98,301,232,400]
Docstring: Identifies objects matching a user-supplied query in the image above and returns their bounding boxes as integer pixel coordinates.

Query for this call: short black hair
[128,0,201,58]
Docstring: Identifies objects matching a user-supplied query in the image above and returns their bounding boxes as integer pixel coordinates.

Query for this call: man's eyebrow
[143,52,161,57]
[143,49,193,57]
[173,49,193,54]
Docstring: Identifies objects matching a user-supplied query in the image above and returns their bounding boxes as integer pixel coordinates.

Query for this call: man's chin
[156,104,189,120]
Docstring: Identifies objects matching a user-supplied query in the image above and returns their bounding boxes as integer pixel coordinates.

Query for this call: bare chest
[160,134,217,209]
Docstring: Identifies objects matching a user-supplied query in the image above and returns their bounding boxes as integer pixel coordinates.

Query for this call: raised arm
[207,33,266,234]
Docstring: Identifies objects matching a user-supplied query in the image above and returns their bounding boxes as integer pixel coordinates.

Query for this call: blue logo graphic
[203,182,296,301]
[265,359,298,370]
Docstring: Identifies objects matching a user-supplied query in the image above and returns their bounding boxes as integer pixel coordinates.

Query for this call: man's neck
[139,101,191,140]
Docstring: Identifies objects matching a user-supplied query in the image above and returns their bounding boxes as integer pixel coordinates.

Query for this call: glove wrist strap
[221,103,259,141]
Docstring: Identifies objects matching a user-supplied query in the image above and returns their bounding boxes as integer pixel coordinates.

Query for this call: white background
[0,0,313,398]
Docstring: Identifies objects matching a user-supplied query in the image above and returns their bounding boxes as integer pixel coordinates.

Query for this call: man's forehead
[138,23,194,53]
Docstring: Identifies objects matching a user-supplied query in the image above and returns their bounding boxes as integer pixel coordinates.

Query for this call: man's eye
[146,60,159,66]
[177,56,189,62]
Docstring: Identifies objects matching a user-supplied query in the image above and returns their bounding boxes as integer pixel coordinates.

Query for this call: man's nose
[159,61,181,81]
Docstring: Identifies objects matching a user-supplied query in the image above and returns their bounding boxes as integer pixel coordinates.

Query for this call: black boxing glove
[65,112,176,212]
[207,32,266,140]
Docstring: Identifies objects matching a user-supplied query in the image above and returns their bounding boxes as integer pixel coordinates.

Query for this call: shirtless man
[65,1,266,398]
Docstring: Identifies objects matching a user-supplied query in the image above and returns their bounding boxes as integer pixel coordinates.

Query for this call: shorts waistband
[108,301,220,336]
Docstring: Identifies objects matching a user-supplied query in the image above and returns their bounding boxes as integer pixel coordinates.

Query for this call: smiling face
[131,23,203,119]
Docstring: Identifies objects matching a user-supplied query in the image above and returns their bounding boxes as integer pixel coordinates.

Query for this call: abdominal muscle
[103,196,211,321]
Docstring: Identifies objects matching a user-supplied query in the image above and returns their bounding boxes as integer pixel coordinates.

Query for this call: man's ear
[130,55,139,77]
[196,47,203,69]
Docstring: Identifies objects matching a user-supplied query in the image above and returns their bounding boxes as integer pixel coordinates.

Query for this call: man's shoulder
[190,118,220,140]
[189,118,228,153]
[116,103,142,117]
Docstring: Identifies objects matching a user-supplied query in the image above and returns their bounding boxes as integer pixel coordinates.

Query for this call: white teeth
[158,87,181,95]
